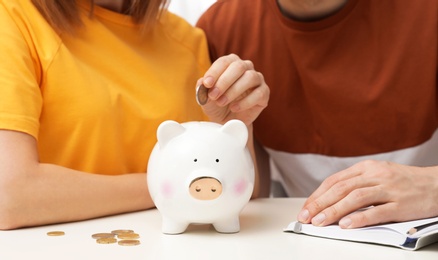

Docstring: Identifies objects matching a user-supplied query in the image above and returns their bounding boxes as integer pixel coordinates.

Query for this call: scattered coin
[117,233,140,240]
[118,239,140,246]
[96,237,117,244]
[111,229,134,235]
[93,229,140,246]
[91,233,115,239]
[47,231,65,236]
[196,84,209,105]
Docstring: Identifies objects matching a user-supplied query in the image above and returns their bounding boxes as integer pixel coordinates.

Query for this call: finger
[215,69,264,107]
[201,53,244,89]
[210,59,254,101]
[206,59,254,101]
[304,160,396,208]
[229,78,269,113]
[338,202,399,229]
[298,172,370,223]
[196,78,204,87]
[310,185,384,227]
[303,167,362,209]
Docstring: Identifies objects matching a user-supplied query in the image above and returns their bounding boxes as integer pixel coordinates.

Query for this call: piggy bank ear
[157,120,186,148]
[220,119,248,148]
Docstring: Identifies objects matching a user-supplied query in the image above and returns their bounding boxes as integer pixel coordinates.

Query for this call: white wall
[168,0,216,25]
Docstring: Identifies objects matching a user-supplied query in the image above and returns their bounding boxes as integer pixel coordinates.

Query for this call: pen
[407,220,438,235]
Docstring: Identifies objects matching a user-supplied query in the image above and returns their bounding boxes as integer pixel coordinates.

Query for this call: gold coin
[91,233,115,239]
[118,239,140,246]
[117,233,140,240]
[96,237,117,244]
[47,231,65,236]
[196,84,209,105]
[111,229,134,235]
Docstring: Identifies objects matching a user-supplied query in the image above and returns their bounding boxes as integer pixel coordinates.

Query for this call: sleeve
[0,3,42,138]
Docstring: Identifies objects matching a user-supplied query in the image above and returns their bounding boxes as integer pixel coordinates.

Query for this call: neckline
[76,0,136,26]
[271,0,360,32]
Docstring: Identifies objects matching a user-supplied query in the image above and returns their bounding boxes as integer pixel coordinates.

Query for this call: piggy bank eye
[215,159,219,163]
[194,159,198,162]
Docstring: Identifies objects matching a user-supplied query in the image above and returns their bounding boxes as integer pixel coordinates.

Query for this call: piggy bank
[147,119,255,234]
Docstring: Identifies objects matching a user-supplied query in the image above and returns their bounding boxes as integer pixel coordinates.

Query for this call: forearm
[253,137,271,198]
[246,124,260,198]
[247,124,271,198]
[0,163,153,230]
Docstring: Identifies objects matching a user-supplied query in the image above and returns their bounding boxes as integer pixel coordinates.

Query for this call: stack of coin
[92,229,141,246]
[113,229,141,246]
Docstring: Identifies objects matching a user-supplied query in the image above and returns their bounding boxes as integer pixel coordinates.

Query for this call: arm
[253,136,271,198]
[297,160,438,228]
[246,124,272,198]
[0,130,154,230]
[197,54,270,198]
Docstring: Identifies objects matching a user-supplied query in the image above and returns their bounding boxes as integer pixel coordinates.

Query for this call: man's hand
[298,160,438,229]
[198,54,269,126]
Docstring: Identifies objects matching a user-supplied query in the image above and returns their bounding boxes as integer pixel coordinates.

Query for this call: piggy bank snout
[189,177,222,200]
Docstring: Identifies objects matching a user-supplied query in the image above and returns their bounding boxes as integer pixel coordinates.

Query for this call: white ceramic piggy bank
[147,119,255,234]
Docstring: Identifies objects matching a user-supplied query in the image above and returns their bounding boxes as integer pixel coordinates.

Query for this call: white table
[1,198,437,259]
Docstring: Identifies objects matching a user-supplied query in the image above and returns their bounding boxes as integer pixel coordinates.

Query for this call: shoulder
[0,0,58,38]
[1,0,44,20]
[157,11,210,71]
[159,11,207,49]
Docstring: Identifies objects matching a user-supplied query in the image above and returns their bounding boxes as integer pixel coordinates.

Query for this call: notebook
[284,217,438,250]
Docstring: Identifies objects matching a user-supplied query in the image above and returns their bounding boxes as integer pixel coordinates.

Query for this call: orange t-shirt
[0,0,210,175]
[198,0,438,157]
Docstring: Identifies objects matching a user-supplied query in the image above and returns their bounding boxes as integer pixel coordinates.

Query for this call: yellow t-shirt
[0,0,210,175]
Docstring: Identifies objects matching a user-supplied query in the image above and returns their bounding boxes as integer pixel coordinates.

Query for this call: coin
[118,239,140,246]
[91,233,115,239]
[96,237,117,244]
[196,84,209,105]
[117,233,140,240]
[111,229,134,235]
[47,231,65,236]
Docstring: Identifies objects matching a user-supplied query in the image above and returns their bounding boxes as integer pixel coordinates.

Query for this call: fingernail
[298,209,309,222]
[339,217,352,228]
[203,76,214,88]
[311,213,326,226]
[208,87,220,100]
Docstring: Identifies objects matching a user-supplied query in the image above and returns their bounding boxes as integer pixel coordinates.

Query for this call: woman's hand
[198,54,269,126]
[297,160,438,229]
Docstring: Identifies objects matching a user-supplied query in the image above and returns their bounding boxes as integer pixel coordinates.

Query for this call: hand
[198,54,269,126]
[297,160,438,229]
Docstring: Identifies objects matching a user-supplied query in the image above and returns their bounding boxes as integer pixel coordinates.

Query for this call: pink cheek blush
[161,181,174,199]
[234,178,248,196]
